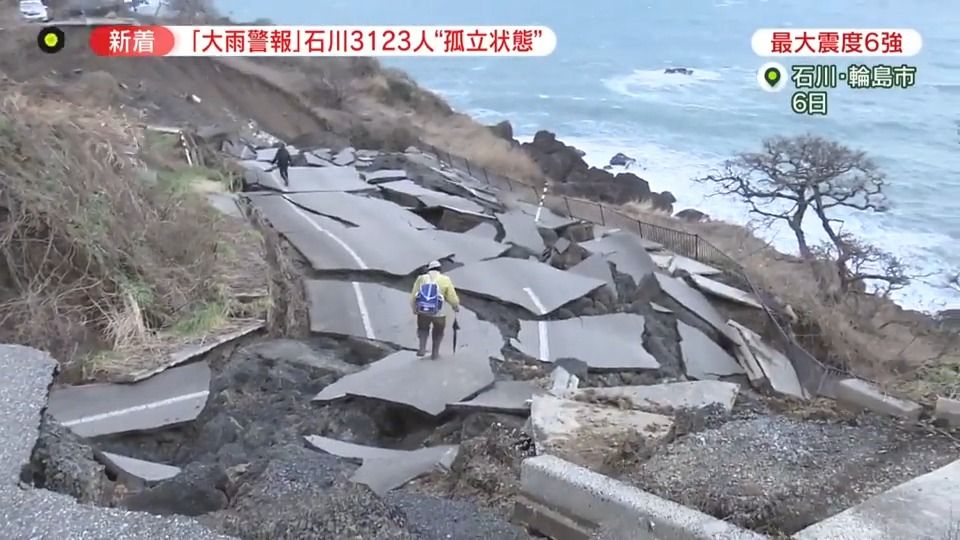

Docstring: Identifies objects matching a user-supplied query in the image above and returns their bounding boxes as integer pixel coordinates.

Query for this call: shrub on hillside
[0,85,228,364]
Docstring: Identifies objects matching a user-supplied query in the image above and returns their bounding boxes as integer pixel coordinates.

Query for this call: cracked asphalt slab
[0,344,230,539]
[18,143,945,539]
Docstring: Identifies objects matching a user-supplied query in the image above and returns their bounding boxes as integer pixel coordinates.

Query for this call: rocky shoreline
[488,123,687,216]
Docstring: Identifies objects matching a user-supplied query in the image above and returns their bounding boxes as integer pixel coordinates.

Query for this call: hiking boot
[416,349,427,357]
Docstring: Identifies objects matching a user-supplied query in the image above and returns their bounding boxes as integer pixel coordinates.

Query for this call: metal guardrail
[424,144,848,398]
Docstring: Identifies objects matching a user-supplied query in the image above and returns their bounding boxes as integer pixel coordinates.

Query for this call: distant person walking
[271,142,291,187]
[411,260,460,360]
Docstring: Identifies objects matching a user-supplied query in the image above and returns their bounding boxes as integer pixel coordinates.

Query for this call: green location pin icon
[764,66,781,87]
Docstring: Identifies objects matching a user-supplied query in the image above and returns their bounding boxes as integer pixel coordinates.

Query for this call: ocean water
[221,0,960,312]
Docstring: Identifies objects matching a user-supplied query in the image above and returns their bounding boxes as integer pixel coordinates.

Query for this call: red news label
[90,25,175,56]
[752,29,922,57]
[163,25,555,56]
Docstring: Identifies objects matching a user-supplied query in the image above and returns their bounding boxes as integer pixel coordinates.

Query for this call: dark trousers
[278,164,289,185]
[416,314,446,358]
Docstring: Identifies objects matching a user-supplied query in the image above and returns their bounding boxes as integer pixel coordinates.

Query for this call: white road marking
[60,390,210,427]
[522,286,550,361]
[283,195,376,340]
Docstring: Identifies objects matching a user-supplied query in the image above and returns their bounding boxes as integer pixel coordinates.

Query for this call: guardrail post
[564,197,572,217]
[598,203,605,225]
[465,159,472,177]
[637,220,643,237]
[695,235,701,260]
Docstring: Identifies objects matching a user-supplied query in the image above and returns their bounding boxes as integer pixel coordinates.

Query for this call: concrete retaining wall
[515,455,767,540]
[793,458,960,539]
[834,379,922,420]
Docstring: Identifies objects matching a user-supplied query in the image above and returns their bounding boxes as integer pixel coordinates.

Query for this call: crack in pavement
[281,194,376,340]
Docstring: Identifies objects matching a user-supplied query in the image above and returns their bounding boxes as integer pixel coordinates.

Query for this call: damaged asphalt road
[10,143,955,540]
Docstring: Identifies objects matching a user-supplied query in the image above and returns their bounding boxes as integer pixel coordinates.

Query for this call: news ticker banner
[37,25,557,56]
[36,25,920,58]
[35,24,921,116]
[751,28,922,116]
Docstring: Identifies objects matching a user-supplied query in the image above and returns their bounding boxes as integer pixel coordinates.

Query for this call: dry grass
[0,81,266,377]
[207,55,543,184]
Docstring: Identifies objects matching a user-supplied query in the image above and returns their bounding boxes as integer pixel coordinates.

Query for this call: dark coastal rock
[615,172,651,200]
[609,152,637,167]
[521,131,589,182]
[664,67,694,75]
[649,191,677,214]
[519,129,675,211]
[675,208,710,222]
[489,120,515,142]
[527,130,568,155]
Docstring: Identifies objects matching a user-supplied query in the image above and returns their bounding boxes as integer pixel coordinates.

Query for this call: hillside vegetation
[0,79,261,378]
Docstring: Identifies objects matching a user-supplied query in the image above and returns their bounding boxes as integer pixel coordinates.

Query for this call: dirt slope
[0,24,541,181]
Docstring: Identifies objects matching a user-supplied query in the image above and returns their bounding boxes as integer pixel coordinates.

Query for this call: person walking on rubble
[411,260,460,360]
[271,142,291,187]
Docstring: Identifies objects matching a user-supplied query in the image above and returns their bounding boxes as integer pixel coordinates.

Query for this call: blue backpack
[415,278,443,315]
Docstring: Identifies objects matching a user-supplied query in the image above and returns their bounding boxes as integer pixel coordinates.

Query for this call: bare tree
[812,232,909,297]
[698,135,908,293]
[699,135,888,258]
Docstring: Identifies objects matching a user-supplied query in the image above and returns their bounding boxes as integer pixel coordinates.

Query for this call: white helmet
[427,260,442,270]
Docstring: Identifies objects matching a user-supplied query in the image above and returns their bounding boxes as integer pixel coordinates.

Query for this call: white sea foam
[602,68,723,98]
[518,133,960,312]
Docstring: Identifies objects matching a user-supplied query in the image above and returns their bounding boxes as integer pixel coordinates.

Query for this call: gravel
[622,412,960,534]
[0,344,57,484]
[202,445,413,539]
[0,485,232,539]
[386,492,531,540]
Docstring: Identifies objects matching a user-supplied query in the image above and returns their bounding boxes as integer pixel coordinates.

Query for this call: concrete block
[520,455,766,540]
[530,396,673,470]
[512,494,593,540]
[934,397,960,427]
[569,381,740,414]
[834,379,922,420]
[550,367,580,396]
[794,458,960,540]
